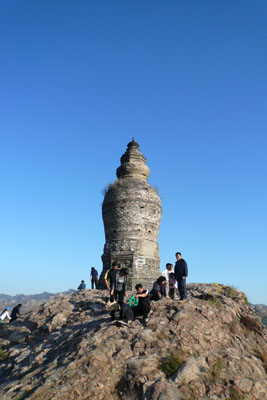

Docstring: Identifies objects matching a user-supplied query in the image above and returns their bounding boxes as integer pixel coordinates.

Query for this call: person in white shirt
[0,307,11,321]
[161,263,174,295]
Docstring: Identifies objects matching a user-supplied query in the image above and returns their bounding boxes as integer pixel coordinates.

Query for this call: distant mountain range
[0,290,75,313]
[252,303,267,326]
[0,291,266,325]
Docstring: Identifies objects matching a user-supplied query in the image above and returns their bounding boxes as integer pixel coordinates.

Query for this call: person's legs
[169,288,175,299]
[91,280,94,289]
[178,279,187,300]
[132,306,142,318]
[117,290,125,319]
[126,307,134,320]
[181,279,187,299]
[109,293,116,320]
[177,279,182,299]
[140,303,150,319]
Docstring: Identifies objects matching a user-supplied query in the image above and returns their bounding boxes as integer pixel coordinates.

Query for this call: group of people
[104,252,188,325]
[1,253,187,327]
[77,266,99,290]
[161,252,188,300]
[0,304,22,324]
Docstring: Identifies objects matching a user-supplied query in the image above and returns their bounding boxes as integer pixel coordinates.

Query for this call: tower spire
[99,140,162,290]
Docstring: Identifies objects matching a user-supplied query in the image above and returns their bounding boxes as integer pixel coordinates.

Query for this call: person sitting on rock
[150,276,167,301]
[10,304,22,323]
[77,280,86,290]
[119,283,151,325]
[0,307,11,322]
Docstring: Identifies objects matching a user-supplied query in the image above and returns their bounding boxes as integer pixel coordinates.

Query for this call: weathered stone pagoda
[99,139,162,290]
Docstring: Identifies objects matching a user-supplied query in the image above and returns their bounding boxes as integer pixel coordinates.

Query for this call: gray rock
[172,356,209,384]
[0,285,266,400]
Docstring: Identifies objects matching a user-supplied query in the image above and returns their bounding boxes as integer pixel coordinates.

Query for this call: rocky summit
[0,284,266,400]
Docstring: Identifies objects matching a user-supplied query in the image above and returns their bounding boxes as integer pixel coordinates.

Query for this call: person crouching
[120,283,151,325]
[150,276,167,301]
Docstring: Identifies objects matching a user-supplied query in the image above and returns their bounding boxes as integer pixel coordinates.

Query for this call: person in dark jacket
[105,261,128,320]
[77,280,86,290]
[120,283,151,325]
[150,276,166,301]
[90,267,98,289]
[174,252,188,300]
[10,304,22,323]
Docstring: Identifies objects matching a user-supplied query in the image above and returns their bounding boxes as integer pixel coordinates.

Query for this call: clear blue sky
[0,1,266,304]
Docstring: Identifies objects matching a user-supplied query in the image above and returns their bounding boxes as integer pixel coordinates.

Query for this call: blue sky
[0,1,266,304]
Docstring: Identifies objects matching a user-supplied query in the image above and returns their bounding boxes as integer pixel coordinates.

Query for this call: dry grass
[0,348,8,361]
[207,357,223,384]
[159,350,186,378]
[253,346,267,373]
[225,286,237,298]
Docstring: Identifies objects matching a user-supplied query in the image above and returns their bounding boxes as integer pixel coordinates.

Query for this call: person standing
[113,268,128,320]
[162,263,176,296]
[161,263,171,295]
[174,252,188,300]
[90,267,98,289]
[105,261,128,321]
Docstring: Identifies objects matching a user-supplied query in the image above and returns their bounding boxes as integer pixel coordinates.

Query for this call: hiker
[150,276,167,301]
[0,307,11,322]
[169,272,177,299]
[10,304,22,323]
[161,263,173,296]
[105,261,128,321]
[90,267,98,289]
[174,252,188,300]
[119,283,150,325]
[77,280,86,290]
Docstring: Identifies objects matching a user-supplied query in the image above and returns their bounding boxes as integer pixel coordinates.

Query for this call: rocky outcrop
[0,284,266,400]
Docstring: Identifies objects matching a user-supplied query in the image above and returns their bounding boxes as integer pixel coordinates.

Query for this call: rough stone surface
[0,284,266,400]
[100,139,162,290]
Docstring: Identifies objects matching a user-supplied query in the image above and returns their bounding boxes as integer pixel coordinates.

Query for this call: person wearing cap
[0,307,11,321]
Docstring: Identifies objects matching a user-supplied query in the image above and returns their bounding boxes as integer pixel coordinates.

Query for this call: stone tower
[99,139,162,290]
